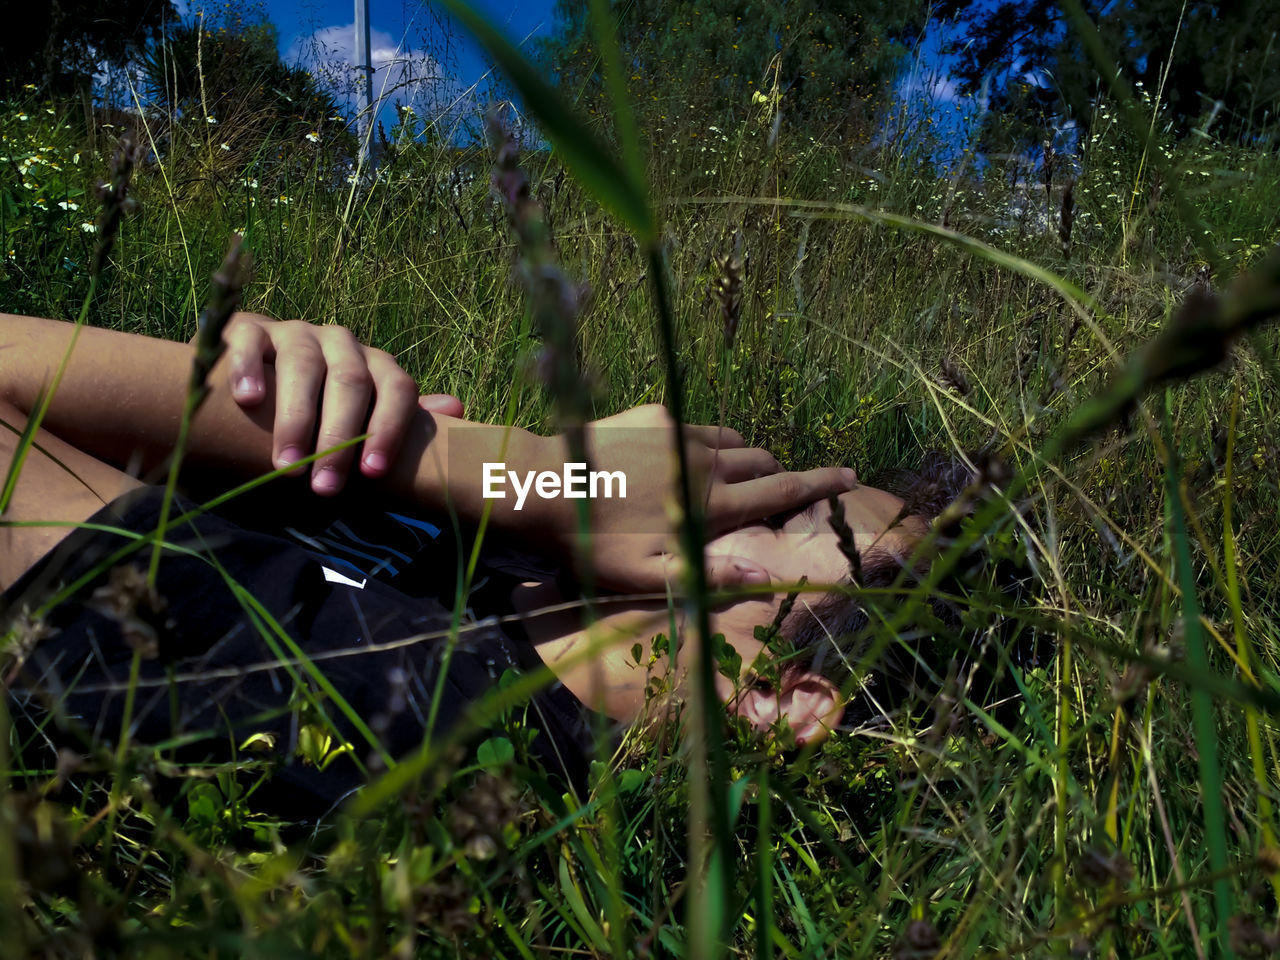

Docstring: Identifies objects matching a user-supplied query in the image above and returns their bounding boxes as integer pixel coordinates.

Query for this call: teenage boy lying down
[0,313,946,818]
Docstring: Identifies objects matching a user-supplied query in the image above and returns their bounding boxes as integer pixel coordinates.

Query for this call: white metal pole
[355,0,373,168]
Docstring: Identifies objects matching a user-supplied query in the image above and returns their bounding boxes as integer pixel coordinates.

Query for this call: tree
[937,0,1280,145]
[540,0,929,145]
[141,6,345,146]
[1,0,176,96]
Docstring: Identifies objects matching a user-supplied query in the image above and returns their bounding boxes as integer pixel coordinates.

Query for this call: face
[702,483,931,745]
[705,483,929,588]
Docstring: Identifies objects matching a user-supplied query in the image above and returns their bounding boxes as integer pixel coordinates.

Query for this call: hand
[219,313,462,494]
[536,405,858,593]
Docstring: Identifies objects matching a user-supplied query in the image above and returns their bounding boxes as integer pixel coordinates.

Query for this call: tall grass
[2,2,1280,956]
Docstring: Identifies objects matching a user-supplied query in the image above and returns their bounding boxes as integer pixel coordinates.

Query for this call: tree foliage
[541,0,929,145]
[141,6,344,146]
[938,0,1280,145]
[1,0,176,95]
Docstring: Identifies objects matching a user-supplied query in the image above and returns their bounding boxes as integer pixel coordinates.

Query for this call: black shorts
[2,486,611,822]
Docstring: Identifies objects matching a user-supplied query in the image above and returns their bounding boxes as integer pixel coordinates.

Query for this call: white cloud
[287,23,468,135]
[902,72,964,105]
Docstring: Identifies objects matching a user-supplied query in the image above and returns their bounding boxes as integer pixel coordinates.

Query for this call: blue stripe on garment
[387,512,442,539]
[285,526,397,578]
[330,519,415,565]
[306,537,400,577]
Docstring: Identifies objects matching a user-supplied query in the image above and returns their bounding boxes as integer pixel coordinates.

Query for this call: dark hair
[777,451,1030,727]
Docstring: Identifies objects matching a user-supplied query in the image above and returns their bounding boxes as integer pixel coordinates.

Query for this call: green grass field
[3,9,1280,955]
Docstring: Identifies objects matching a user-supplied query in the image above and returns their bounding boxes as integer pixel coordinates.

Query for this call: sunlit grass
[2,2,1280,954]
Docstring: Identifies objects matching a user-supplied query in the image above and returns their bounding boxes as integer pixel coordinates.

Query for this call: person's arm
[0,314,859,592]
[0,312,549,537]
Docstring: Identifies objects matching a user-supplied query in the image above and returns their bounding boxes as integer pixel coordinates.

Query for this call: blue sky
[173,1,560,132]
[177,1,972,150]
[258,0,558,83]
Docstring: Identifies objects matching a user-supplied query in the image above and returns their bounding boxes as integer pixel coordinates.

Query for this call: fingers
[270,334,327,476]
[308,327,374,494]
[223,318,271,406]
[705,446,783,483]
[357,350,420,479]
[419,393,465,418]
[712,466,858,530]
[638,552,772,595]
[685,423,746,449]
[226,315,431,492]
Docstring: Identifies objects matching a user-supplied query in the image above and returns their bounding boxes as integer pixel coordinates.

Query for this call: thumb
[612,554,774,596]
[419,393,464,418]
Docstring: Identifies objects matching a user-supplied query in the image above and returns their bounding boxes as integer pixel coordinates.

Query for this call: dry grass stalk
[1059,177,1076,260]
[486,108,592,428]
[190,234,252,410]
[713,248,744,350]
[937,356,972,397]
[91,137,141,278]
[826,492,863,585]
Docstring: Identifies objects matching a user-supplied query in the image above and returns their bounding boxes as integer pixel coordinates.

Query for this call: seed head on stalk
[189,235,252,412]
[486,107,597,598]
[485,107,593,431]
[91,138,142,279]
[1059,178,1076,261]
[713,246,744,351]
[148,235,252,589]
[826,493,863,586]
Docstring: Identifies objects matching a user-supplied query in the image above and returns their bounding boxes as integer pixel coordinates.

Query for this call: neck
[509,581,777,723]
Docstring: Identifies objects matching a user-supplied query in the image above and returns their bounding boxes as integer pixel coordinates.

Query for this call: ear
[777,672,844,746]
[729,670,844,746]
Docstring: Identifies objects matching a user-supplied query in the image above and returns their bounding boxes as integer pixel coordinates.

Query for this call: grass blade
[434,0,655,241]
[587,0,644,187]
[1162,390,1235,956]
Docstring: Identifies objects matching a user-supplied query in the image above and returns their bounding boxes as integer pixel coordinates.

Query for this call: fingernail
[841,467,858,487]
[312,466,339,493]
[363,451,388,474]
[740,567,770,585]
[277,446,302,468]
[234,376,259,396]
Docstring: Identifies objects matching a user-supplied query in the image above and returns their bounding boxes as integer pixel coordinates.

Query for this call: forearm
[0,313,277,474]
[0,314,564,537]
